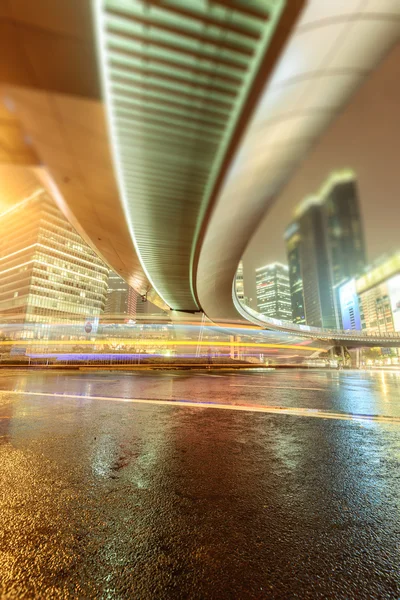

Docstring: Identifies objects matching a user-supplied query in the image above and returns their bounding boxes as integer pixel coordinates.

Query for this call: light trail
[0,339,326,352]
[1,390,399,425]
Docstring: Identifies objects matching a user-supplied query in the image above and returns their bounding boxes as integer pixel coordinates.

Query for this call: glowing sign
[356,252,400,294]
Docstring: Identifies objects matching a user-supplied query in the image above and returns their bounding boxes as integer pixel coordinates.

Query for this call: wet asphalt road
[0,368,399,599]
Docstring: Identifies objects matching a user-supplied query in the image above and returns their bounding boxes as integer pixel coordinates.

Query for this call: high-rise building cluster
[103,272,167,321]
[253,171,366,325]
[252,169,400,336]
[253,168,400,335]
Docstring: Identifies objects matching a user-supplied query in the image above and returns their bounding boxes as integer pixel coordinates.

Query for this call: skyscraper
[355,253,400,334]
[286,170,366,328]
[284,222,305,324]
[295,199,336,328]
[104,271,137,322]
[0,189,108,325]
[235,260,245,302]
[324,177,366,285]
[336,253,400,337]
[256,263,292,321]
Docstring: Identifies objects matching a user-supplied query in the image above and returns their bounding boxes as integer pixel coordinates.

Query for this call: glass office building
[256,262,292,321]
[356,253,400,334]
[284,222,305,324]
[235,261,245,302]
[0,189,108,327]
[324,177,366,287]
[295,200,336,328]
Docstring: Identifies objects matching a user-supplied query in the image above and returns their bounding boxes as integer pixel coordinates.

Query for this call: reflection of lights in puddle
[381,372,388,399]
[92,435,114,478]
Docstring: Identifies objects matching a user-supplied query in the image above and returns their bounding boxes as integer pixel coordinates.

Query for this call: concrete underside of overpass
[0,0,305,313]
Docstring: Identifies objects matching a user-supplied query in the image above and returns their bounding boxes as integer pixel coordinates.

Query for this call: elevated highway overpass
[1,0,400,347]
[0,0,304,309]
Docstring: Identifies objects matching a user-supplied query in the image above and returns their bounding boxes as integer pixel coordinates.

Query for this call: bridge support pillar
[355,347,361,369]
[335,345,352,368]
[339,346,361,369]
[341,345,346,364]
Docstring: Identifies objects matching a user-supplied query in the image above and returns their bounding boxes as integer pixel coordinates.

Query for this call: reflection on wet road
[0,369,400,598]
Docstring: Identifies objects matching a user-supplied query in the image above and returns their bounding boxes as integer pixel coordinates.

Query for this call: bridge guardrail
[232,286,400,343]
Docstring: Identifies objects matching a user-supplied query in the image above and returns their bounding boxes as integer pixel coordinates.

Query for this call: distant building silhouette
[284,222,305,324]
[104,271,137,322]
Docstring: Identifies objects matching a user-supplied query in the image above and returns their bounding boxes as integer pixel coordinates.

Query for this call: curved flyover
[0,0,304,310]
[196,0,400,325]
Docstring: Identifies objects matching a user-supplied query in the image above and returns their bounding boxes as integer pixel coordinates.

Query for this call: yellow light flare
[0,339,327,352]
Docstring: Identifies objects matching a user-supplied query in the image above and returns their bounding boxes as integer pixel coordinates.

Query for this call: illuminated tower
[256,263,292,321]
[295,199,336,328]
[0,189,108,324]
[284,222,305,324]
[324,176,366,286]
[235,260,245,302]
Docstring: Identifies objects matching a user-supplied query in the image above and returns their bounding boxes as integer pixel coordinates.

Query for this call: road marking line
[0,390,399,425]
[197,373,226,378]
[67,378,120,382]
[230,384,325,391]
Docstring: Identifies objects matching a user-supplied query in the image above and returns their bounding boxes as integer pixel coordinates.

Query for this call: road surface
[0,368,399,598]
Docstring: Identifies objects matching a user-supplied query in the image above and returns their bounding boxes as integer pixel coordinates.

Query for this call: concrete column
[341,345,345,364]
